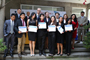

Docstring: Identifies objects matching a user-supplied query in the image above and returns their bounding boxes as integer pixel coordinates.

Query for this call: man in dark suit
[3,13,16,58]
[14,12,27,57]
[25,12,30,26]
[35,8,41,49]
[15,9,22,22]
[14,9,22,46]
[37,8,41,20]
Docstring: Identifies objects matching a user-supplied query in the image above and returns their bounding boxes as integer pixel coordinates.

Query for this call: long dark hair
[30,12,37,20]
[70,14,77,23]
[49,16,56,25]
[44,12,50,18]
[59,17,63,24]
[66,18,72,24]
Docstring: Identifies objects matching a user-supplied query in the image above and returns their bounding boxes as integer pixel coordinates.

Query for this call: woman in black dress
[27,12,37,56]
[48,16,56,56]
[57,17,64,56]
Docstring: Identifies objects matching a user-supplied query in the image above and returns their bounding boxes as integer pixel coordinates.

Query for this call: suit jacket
[25,16,30,26]
[15,13,21,23]
[14,19,26,38]
[44,17,51,23]
[44,17,51,29]
[78,16,88,29]
[3,20,15,37]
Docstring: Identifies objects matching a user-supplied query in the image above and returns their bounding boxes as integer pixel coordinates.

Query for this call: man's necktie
[22,20,24,26]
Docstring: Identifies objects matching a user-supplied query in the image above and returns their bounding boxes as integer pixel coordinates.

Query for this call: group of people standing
[3,8,88,58]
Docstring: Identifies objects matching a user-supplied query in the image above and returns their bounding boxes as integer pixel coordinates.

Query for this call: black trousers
[4,34,15,54]
[38,35,46,53]
[48,32,56,54]
[66,32,72,54]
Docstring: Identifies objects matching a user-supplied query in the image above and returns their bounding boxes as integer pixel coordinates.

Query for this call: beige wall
[5,0,87,19]
[0,0,5,39]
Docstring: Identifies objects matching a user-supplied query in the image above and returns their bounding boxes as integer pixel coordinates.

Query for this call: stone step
[0,47,90,54]
[3,52,90,59]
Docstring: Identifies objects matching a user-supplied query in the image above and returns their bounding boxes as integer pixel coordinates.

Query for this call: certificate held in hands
[57,26,64,34]
[39,22,46,29]
[18,26,27,33]
[29,25,37,32]
[48,25,56,32]
[65,24,73,31]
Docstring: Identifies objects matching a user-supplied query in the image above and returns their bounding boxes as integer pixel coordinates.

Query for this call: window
[88,9,90,20]
[22,5,32,9]
[72,7,86,17]
[20,4,65,11]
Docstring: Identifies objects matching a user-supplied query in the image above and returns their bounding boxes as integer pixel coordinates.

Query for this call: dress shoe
[10,53,13,57]
[18,54,22,57]
[76,41,80,43]
[49,54,52,56]
[49,54,53,56]
[39,53,42,56]
[3,54,7,58]
[21,52,27,55]
[43,53,46,56]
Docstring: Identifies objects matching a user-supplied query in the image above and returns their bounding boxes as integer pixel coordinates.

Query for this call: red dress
[72,20,78,38]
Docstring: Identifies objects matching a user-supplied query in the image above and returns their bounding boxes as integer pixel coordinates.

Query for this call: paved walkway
[1,57,90,60]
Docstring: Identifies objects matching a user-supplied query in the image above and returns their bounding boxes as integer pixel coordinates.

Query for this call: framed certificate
[18,26,27,33]
[39,22,46,29]
[48,25,56,32]
[57,26,64,34]
[65,24,73,31]
[29,25,37,32]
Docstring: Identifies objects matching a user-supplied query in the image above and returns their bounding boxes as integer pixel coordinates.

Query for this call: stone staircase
[1,41,90,58]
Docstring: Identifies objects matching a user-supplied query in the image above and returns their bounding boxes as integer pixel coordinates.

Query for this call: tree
[83,24,90,49]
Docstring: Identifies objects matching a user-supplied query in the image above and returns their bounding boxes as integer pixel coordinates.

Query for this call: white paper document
[39,22,46,29]
[57,26,64,34]
[18,26,27,33]
[29,25,37,32]
[48,25,56,32]
[65,24,73,31]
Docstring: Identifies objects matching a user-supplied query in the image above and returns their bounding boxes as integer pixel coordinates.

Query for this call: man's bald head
[37,8,41,14]
[27,12,30,16]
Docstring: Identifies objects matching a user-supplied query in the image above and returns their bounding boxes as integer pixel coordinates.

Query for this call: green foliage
[0,38,7,52]
[83,24,90,49]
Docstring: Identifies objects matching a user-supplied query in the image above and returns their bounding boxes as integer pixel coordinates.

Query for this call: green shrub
[83,24,90,49]
[0,38,6,52]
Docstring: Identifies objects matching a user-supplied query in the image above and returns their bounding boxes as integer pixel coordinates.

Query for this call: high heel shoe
[32,54,35,56]
[30,54,33,57]
[57,53,60,55]
[60,54,63,56]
